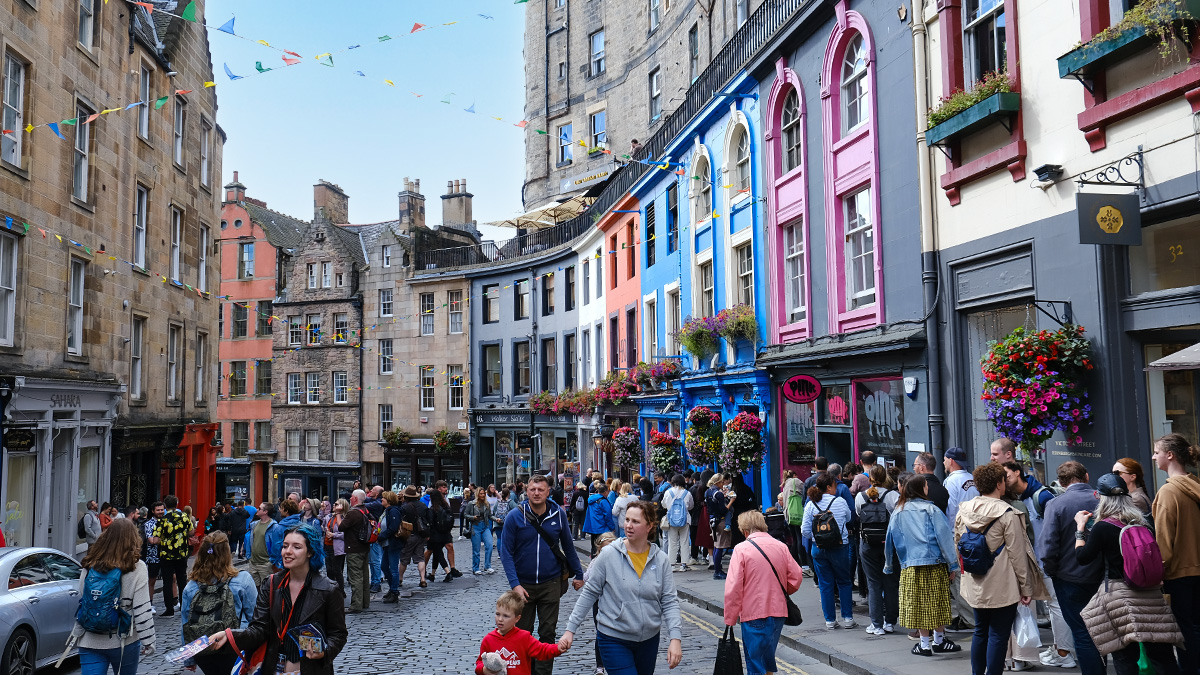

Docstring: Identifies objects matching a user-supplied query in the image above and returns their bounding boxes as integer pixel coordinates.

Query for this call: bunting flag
[216,17,235,34]
[255,62,271,73]
[154,96,169,109]
[464,103,475,114]
[47,123,65,140]
[179,0,197,22]
[282,56,300,66]
[411,23,426,33]
[224,63,243,80]
[320,55,334,67]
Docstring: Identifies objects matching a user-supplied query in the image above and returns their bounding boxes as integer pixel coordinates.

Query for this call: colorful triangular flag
[154,96,169,110]
[217,17,235,34]
[411,23,426,33]
[180,0,197,21]
[224,63,243,80]
[47,123,65,139]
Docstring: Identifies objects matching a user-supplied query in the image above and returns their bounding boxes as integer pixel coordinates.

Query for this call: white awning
[482,193,592,229]
[1147,342,1200,371]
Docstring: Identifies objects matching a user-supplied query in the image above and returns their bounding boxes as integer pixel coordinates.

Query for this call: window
[582,330,591,385]
[732,128,751,194]
[650,0,661,30]
[688,25,700,82]
[420,366,435,410]
[168,207,182,281]
[626,308,638,368]
[842,34,870,132]
[129,317,144,398]
[542,275,555,316]
[736,0,749,26]
[649,69,662,121]
[484,344,502,396]
[306,313,321,345]
[515,279,530,319]
[609,317,619,374]
[597,325,606,381]
[229,361,247,396]
[699,261,715,317]
[307,263,316,289]
[78,0,96,48]
[379,289,393,317]
[626,223,636,279]
[200,122,211,186]
[332,430,348,462]
[595,248,604,297]
[515,341,531,396]
[448,365,464,409]
[646,300,657,357]
[321,262,331,288]
[645,204,656,268]
[844,187,876,309]
[137,66,150,139]
[167,324,181,401]
[483,284,499,323]
[286,430,301,460]
[288,315,302,345]
[693,155,712,221]
[557,124,573,164]
[67,258,84,355]
[781,91,802,173]
[590,111,607,148]
[379,339,393,374]
[287,373,302,404]
[2,55,26,167]
[0,235,9,344]
[198,224,209,291]
[258,301,272,335]
[382,245,392,267]
[232,422,249,458]
[73,102,92,202]
[542,337,557,393]
[609,236,618,289]
[195,332,207,402]
[590,30,606,76]
[667,185,679,253]
[583,261,590,305]
[256,360,271,397]
[333,312,348,343]
[305,430,319,462]
[964,0,1006,86]
[131,185,149,268]
[420,293,435,335]
[1129,215,1200,294]
[335,272,344,288]
[559,61,567,79]
[668,289,681,356]
[379,405,394,436]
[218,304,223,339]
[333,371,348,403]
[255,422,271,455]
[564,267,576,311]
[785,222,807,323]
[232,303,248,338]
[306,372,320,404]
[238,242,254,278]
[448,290,464,333]
[735,243,754,307]
[173,97,185,166]
[564,333,577,390]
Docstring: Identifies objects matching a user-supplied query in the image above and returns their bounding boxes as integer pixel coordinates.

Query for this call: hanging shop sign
[781,374,822,404]
[2,428,35,452]
[1077,192,1141,246]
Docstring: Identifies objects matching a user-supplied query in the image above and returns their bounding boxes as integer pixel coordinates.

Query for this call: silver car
[0,548,81,675]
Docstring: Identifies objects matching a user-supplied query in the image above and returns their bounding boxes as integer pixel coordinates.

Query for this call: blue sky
[205,0,525,239]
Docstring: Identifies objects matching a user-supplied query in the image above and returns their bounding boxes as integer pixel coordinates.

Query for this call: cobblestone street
[51,545,838,675]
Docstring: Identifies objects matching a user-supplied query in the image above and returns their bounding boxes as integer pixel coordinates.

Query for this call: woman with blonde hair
[1111,457,1150,514]
[612,482,635,537]
[706,473,733,579]
[71,518,156,675]
[181,531,256,674]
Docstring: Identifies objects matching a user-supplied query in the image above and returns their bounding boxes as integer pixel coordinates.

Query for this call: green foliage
[1083,0,1192,59]
[433,429,463,453]
[927,70,1011,129]
[381,428,411,447]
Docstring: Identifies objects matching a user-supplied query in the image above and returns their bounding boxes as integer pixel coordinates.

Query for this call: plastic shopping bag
[1014,603,1041,650]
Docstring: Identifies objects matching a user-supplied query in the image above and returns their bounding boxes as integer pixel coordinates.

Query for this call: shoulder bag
[523,508,572,595]
[747,539,803,626]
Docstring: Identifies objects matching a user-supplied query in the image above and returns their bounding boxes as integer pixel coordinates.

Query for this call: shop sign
[476,412,531,425]
[781,374,822,404]
[536,414,578,424]
[559,161,615,193]
[1077,192,1141,246]
[856,380,905,458]
[2,428,34,452]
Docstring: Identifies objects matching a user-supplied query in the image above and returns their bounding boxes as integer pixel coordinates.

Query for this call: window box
[1057,25,1151,80]
[926,92,1020,146]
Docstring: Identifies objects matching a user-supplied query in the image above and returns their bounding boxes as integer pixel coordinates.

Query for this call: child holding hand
[476,590,566,675]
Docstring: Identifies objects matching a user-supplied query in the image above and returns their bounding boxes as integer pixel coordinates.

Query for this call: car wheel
[1,629,34,675]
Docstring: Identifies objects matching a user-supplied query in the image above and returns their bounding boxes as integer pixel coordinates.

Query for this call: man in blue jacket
[583,482,617,556]
[499,474,584,675]
[243,502,284,585]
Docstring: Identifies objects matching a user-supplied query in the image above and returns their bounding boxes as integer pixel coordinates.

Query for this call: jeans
[159,557,188,610]
[516,580,564,675]
[712,547,727,575]
[1111,640,1181,675]
[786,524,807,567]
[327,554,346,596]
[79,642,140,675]
[471,522,493,571]
[1164,575,1199,675]
[665,525,690,566]
[596,631,660,675]
[741,617,785,675]
[860,542,899,627]
[972,603,1017,675]
[369,541,382,587]
[346,550,371,610]
[1043,575,1075,653]
[494,525,503,552]
[1052,577,1103,675]
[382,545,403,593]
[811,543,853,622]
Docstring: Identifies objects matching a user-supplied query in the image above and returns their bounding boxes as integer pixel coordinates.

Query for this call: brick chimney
[313,180,349,224]
[224,170,246,202]
[397,177,426,233]
[440,178,474,227]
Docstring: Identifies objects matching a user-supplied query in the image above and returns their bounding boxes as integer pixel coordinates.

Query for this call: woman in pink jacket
[723,511,803,675]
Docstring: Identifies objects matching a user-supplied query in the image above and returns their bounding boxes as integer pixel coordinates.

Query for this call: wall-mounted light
[1032,164,1064,183]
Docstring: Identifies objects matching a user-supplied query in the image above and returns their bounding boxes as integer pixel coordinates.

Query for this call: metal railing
[416,0,808,273]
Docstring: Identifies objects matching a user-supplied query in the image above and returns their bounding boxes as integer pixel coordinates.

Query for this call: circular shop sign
[781,374,822,404]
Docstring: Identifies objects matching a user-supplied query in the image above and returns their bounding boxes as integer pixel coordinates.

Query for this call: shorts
[399,535,426,565]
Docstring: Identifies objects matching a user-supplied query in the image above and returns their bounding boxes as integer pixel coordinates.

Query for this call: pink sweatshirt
[723,532,803,625]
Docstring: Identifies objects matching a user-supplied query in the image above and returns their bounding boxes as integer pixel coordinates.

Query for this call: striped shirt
[71,561,156,652]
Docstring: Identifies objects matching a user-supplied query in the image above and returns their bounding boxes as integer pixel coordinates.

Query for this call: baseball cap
[1096,472,1129,497]
[944,447,969,464]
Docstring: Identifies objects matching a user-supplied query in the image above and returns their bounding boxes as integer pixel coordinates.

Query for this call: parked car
[0,547,82,673]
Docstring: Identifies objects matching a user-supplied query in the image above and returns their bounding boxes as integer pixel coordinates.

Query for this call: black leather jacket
[228,570,347,675]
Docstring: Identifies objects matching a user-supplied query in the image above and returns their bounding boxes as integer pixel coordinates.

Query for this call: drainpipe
[912,1,945,465]
[354,293,365,486]
[529,267,539,475]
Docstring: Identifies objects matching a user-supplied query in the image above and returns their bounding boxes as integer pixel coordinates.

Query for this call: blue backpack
[667,490,688,528]
[958,509,1011,575]
[76,568,131,636]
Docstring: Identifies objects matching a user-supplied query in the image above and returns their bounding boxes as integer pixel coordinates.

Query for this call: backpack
[785,492,804,526]
[77,514,88,539]
[859,489,890,547]
[407,504,430,537]
[1102,518,1164,589]
[182,580,239,643]
[76,568,131,636]
[356,506,380,544]
[434,506,454,531]
[811,499,842,548]
[667,489,688,528]
[574,492,587,513]
[958,508,1011,575]
[1031,485,1062,518]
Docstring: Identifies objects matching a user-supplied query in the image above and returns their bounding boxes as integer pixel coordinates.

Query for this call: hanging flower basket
[716,303,758,344]
[595,371,639,405]
[611,426,642,471]
[981,324,1094,456]
[381,428,411,447]
[433,430,463,454]
[650,359,682,384]
[646,431,683,474]
[529,391,557,415]
[719,412,765,475]
[675,315,725,363]
[684,406,722,466]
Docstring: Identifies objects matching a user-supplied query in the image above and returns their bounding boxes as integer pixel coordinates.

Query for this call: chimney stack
[313,180,350,224]
[398,177,427,233]
[224,170,247,203]
[441,177,474,228]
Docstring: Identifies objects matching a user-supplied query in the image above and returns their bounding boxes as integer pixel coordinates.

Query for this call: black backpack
[811,499,842,548]
[77,514,88,539]
[859,489,890,547]
[406,504,431,537]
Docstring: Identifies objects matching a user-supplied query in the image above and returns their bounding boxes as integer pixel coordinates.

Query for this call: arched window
[841,34,869,133]
[733,128,751,193]
[693,155,712,222]
[781,91,802,174]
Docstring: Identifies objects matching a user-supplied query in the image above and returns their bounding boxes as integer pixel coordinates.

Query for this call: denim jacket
[883,499,960,574]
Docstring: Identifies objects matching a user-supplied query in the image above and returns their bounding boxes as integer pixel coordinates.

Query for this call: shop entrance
[1145,341,1200,490]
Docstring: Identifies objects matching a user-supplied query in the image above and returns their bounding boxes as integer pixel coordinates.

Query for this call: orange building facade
[599,195,644,373]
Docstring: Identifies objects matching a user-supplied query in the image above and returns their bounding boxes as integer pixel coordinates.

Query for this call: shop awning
[1147,342,1200,371]
[482,193,593,230]
[757,325,926,366]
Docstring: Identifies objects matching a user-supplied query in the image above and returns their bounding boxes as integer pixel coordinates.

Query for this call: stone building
[0,0,222,553]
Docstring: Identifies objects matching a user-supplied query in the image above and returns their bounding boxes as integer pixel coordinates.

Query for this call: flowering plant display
[981,324,1093,455]
[529,391,558,415]
[684,406,722,466]
[675,315,725,362]
[720,411,765,474]
[381,428,411,447]
[646,431,683,474]
[716,303,758,344]
[650,359,682,382]
[556,389,598,414]
[611,426,642,470]
[433,430,463,453]
[595,371,639,405]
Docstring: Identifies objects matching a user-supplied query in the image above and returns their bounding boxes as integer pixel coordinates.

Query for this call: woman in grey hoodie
[560,501,683,674]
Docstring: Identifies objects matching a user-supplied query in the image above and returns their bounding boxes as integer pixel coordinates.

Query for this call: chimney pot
[461,179,467,192]
[447,181,454,194]
[233,170,239,182]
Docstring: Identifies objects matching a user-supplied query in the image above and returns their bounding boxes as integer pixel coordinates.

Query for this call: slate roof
[130,5,160,54]
[243,202,308,251]
[325,221,367,267]
[340,221,400,258]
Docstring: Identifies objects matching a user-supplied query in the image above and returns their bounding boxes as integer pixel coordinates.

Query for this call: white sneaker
[473,570,483,576]
[825,620,837,629]
[865,624,884,636]
[1040,651,1076,668]
[686,558,699,566]
[840,616,857,629]
[1010,660,1034,672]
[882,622,895,633]
[485,568,496,575]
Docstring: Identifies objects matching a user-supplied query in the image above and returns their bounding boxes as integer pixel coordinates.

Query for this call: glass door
[1145,342,1199,490]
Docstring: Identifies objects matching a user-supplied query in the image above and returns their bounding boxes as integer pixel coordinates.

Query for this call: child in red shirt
[476,590,566,675]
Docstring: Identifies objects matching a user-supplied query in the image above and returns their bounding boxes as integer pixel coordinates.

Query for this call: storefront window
[495,432,531,487]
[1129,215,1200,295]
[819,384,851,426]
[780,399,816,472]
[78,446,99,538]
[418,458,436,488]
[390,467,412,493]
[854,379,905,464]
[965,305,1033,466]
[283,477,302,497]
[5,452,36,547]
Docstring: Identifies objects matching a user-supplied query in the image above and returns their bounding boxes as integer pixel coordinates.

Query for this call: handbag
[523,508,574,594]
[748,540,803,626]
[714,625,744,675]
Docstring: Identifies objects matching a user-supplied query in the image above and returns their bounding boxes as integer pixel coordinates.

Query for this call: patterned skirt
[898,563,951,630]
